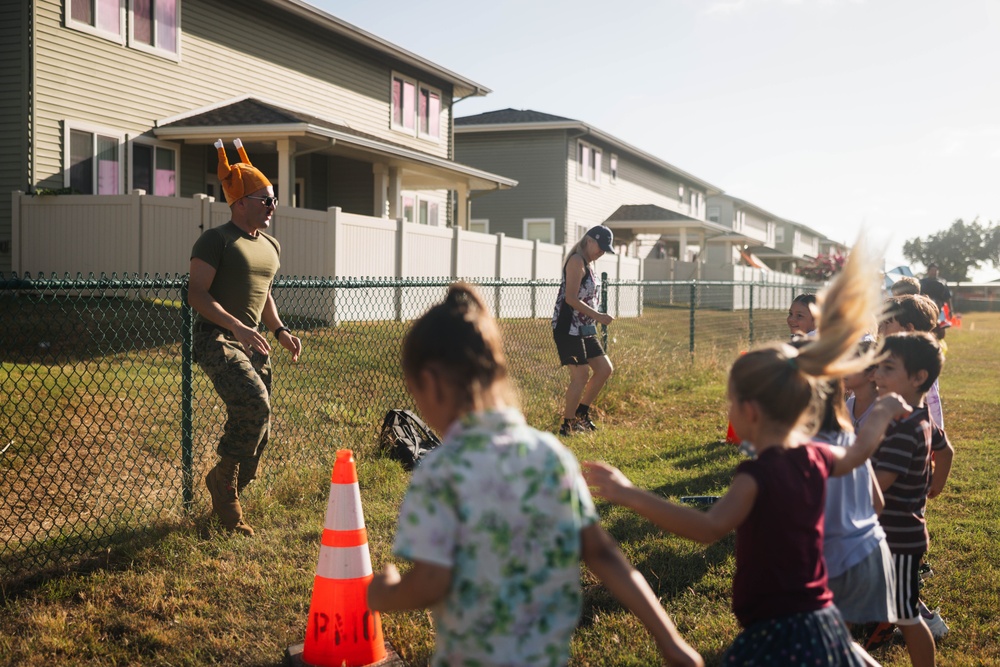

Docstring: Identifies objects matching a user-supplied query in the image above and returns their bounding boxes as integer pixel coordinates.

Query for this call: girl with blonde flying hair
[584,239,909,665]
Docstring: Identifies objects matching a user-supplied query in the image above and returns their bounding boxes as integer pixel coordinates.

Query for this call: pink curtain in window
[98,0,120,33]
[155,170,176,196]
[428,92,440,137]
[156,0,177,52]
[134,0,152,44]
[98,161,118,195]
[402,81,415,130]
[392,79,403,125]
[97,136,119,195]
[419,90,428,135]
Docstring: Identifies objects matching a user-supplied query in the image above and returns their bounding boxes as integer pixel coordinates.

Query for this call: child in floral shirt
[367,283,700,667]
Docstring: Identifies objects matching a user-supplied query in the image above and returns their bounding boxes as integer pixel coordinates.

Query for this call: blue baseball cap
[586,225,616,254]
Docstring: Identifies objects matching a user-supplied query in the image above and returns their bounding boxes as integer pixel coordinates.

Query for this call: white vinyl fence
[11,193,639,322]
[10,192,804,322]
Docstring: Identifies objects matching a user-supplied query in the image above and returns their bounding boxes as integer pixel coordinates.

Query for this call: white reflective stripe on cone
[324,482,365,531]
[316,543,373,580]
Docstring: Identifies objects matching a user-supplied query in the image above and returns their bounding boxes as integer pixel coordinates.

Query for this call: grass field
[1,310,998,666]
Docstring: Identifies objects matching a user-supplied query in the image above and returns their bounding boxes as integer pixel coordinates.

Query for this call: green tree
[902,218,998,282]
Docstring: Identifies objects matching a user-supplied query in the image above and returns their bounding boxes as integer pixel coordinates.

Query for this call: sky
[313,0,1000,281]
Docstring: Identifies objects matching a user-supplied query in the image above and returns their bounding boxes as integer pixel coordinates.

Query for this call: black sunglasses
[244,195,278,207]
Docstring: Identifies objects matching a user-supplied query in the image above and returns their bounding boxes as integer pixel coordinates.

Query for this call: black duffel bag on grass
[378,409,441,471]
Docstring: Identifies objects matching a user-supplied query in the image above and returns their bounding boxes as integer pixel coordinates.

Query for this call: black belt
[195,322,226,334]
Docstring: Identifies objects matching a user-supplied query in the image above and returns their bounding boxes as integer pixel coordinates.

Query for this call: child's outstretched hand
[872,392,912,421]
[582,461,635,504]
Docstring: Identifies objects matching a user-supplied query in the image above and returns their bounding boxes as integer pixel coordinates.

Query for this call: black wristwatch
[273,326,291,339]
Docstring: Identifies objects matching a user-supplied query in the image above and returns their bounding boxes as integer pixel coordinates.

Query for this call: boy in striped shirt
[872,332,954,666]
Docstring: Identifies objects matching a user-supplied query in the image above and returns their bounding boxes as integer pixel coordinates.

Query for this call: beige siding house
[1,0,515,274]
[454,109,728,261]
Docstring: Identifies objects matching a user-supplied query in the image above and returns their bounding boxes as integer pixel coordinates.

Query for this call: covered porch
[604,204,758,276]
[154,96,516,228]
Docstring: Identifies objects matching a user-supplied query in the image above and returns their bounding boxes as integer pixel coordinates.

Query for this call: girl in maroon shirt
[585,242,909,666]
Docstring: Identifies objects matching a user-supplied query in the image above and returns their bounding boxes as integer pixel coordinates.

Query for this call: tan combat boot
[206,455,254,536]
[236,455,260,495]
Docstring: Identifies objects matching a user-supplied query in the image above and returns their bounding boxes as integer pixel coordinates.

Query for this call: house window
[130,0,179,56]
[66,125,123,194]
[469,219,489,234]
[677,183,685,202]
[610,154,618,183]
[418,85,441,139]
[576,141,601,184]
[524,218,554,243]
[392,73,441,142]
[707,206,720,224]
[402,195,415,223]
[131,142,177,196]
[67,0,124,42]
[776,226,785,244]
[392,75,416,132]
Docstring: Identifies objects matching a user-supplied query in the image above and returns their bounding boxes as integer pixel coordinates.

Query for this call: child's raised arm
[581,524,704,667]
[367,561,452,613]
[832,393,911,477]
[582,462,757,545]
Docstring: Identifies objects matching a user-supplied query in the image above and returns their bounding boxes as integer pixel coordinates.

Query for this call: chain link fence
[1,273,817,584]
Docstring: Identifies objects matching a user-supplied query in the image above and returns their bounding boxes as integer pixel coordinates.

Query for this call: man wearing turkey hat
[188,139,302,536]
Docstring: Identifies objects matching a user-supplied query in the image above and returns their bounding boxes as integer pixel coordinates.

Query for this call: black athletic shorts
[553,329,605,366]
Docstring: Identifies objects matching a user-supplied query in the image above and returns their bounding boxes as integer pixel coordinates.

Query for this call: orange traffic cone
[302,449,387,667]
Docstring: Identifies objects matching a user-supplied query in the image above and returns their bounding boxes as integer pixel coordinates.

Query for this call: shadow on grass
[0,518,188,601]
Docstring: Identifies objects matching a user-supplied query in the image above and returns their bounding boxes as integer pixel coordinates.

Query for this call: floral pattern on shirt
[392,408,598,667]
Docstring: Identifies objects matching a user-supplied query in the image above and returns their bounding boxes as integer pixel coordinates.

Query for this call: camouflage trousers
[194,329,272,471]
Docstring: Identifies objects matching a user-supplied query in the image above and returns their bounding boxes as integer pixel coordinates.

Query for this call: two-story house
[454,109,725,259]
[705,194,778,268]
[750,219,824,274]
[0,0,515,274]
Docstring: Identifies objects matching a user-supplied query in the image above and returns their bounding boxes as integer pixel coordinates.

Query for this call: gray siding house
[0,0,515,274]
[705,194,779,268]
[455,109,725,259]
[751,220,825,274]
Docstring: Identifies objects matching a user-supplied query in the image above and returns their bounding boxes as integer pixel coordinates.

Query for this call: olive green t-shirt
[190,221,280,328]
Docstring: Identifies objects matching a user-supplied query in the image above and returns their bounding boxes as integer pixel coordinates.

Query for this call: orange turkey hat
[216,138,272,205]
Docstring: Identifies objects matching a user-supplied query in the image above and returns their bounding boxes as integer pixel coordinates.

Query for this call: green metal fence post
[689,282,696,356]
[600,272,609,349]
[748,283,755,346]
[181,284,194,512]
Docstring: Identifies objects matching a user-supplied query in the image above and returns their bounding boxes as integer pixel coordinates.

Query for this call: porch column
[679,227,688,262]
[387,167,402,219]
[455,183,469,230]
[698,231,706,280]
[276,138,296,207]
[372,163,389,218]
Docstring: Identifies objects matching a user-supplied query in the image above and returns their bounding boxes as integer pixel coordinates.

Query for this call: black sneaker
[559,419,588,436]
[576,415,597,431]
